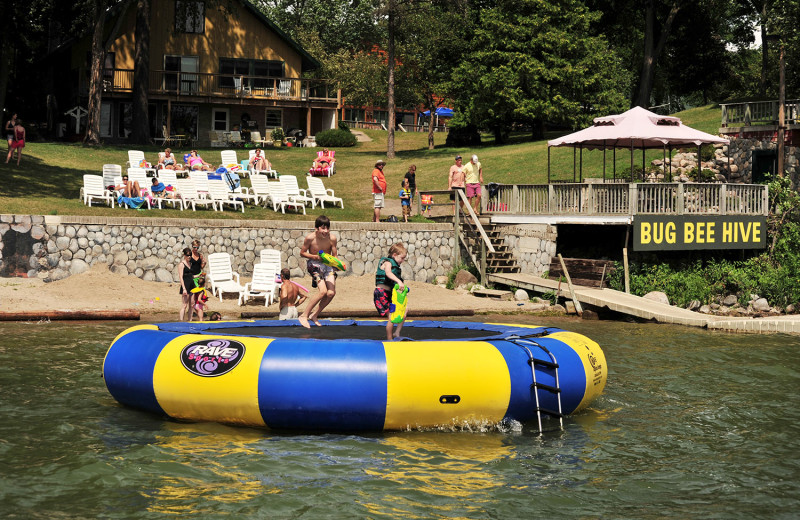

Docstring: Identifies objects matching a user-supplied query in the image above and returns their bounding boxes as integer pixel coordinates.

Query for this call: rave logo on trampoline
[181,339,245,377]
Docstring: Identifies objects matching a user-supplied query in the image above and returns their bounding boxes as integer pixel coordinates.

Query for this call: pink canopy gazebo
[547,106,730,182]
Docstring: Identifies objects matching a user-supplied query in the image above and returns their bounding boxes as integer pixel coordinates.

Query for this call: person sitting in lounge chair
[158,148,184,171]
[249,148,271,172]
[116,174,141,197]
[187,150,213,171]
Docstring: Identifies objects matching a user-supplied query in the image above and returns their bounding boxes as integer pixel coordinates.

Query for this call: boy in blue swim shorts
[299,215,339,328]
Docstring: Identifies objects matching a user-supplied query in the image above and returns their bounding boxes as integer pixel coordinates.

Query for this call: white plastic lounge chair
[102,164,122,189]
[208,180,244,212]
[247,175,273,205]
[220,149,238,167]
[174,179,218,211]
[309,150,335,177]
[152,171,184,210]
[207,252,245,302]
[259,248,282,269]
[240,263,279,306]
[264,181,306,214]
[82,175,115,208]
[189,171,210,198]
[306,177,344,209]
[279,175,315,208]
[127,150,156,175]
[248,149,277,178]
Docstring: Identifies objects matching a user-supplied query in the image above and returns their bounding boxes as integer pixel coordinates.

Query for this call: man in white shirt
[463,154,483,213]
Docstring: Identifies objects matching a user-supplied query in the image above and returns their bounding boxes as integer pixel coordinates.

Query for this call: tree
[129,0,151,144]
[452,0,629,142]
[84,0,109,145]
[632,0,681,107]
[398,2,467,149]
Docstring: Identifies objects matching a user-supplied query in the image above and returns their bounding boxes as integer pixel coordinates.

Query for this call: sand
[0,263,541,322]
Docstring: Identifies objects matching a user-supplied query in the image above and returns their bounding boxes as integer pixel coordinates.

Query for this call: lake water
[1,318,798,519]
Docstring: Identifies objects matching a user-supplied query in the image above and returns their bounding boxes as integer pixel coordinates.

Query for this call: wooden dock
[488,272,712,327]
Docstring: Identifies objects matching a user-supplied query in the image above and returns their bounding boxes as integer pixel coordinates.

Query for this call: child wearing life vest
[374,242,408,340]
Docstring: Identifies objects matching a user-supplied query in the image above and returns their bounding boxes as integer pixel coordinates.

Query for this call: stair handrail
[456,189,495,254]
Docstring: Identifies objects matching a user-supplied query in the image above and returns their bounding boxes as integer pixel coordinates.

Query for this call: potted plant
[271,127,285,146]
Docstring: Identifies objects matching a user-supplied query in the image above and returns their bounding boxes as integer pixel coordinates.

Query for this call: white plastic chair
[127,150,156,175]
[260,248,282,269]
[247,175,273,205]
[152,171,184,210]
[208,180,244,212]
[189,171,210,198]
[248,149,277,178]
[306,177,344,209]
[102,164,122,188]
[279,175,315,208]
[264,181,306,214]
[82,175,115,207]
[207,252,245,302]
[174,179,218,211]
[241,263,279,306]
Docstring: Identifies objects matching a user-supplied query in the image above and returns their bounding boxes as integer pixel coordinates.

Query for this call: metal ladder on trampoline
[509,334,564,433]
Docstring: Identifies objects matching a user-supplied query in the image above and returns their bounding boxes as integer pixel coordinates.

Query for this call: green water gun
[319,250,347,271]
[389,284,410,324]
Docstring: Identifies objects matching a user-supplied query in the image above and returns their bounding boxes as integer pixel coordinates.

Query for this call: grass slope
[0,105,724,221]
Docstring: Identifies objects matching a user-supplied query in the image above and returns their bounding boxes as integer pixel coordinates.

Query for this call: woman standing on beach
[178,247,195,321]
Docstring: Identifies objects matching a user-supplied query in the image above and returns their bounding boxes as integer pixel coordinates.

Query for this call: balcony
[720,100,800,128]
[483,182,768,217]
[84,69,339,104]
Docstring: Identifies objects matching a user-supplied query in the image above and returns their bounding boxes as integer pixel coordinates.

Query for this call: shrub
[687,167,716,182]
[338,120,350,132]
[315,129,357,147]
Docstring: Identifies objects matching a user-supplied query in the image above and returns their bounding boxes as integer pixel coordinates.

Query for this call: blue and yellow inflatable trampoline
[103,320,607,431]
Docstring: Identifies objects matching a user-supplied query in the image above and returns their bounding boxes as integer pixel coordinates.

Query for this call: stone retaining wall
[0,215,456,283]
[491,223,558,275]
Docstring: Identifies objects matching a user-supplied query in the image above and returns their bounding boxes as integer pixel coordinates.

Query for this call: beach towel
[117,196,147,209]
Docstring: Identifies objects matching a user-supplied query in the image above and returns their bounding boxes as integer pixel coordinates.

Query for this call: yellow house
[64,0,338,144]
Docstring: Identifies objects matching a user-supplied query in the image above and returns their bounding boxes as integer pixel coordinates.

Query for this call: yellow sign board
[633,215,767,251]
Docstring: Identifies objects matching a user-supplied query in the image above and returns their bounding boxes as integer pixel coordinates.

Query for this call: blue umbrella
[421,107,454,117]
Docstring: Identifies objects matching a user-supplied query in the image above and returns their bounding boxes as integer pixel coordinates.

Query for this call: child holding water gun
[299,215,339,328]
[192,275,211,321]
[374,242,408,340]
[399,178,412,222]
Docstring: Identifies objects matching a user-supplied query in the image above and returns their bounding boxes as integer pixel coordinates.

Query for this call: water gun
[389,284,410,324]
[319,250,347,271]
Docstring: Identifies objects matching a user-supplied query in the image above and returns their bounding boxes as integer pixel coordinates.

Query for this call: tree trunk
[84,0,107,145]
[0,17,12,127]
[130,0,151,144]
[633,1,680,108]
[386,0,396,159]
[759,5,768,97]
[427,97,435,150]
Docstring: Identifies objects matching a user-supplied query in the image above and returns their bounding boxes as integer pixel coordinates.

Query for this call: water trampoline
[103,320,607,431]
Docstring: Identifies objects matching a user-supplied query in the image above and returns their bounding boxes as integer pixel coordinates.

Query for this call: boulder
[722,294,738,306]
[699,305,711,314]
[514,289,529,301]
[453,269,477,288]
[752,298,771,312]
[687,300,701,311]
[643,291,670,305]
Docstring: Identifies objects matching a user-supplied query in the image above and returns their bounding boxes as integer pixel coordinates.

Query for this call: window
[213,109,229,131]
[175,1,205,34]
[220,58,283,91]
[164,55,199,92]
[264,109,282,128]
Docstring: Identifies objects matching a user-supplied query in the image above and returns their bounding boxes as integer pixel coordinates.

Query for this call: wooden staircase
[461,218,521,274]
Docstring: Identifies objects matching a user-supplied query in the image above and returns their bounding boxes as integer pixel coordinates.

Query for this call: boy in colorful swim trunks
[299,215,339,328]
[374,242,408,340]
[279,268,308,320]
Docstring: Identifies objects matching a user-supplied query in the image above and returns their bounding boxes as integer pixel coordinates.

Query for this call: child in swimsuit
[374,242,408,340]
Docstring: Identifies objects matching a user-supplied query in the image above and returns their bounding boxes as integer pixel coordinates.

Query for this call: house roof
[47,0,321,71]
[548,106,729,150]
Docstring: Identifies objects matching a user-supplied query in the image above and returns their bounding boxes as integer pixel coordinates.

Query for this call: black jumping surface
[208,324,502,341]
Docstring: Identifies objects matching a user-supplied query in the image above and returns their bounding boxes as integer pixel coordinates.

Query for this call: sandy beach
[0,263,545,322]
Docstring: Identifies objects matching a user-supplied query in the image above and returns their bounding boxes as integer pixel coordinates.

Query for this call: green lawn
[0,105,724,221]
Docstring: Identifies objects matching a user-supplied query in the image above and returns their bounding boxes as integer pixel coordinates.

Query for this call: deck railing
[84,69,338,103]
[720,100,800,127]
[485,183,768,216]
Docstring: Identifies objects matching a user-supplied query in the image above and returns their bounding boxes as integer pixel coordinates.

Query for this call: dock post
[558,254,583,316]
